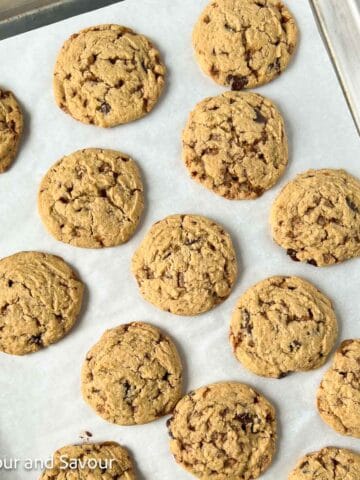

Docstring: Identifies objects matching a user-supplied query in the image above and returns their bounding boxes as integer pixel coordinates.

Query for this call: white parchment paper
[0,1,359,478]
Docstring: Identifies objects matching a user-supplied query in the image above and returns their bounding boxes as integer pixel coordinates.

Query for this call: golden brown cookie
[317,339,360,438]
[39,442,136,479]
[38,148,144,248]
[81,322,183,425]
[53,24,165,127]
[271,169,360,266]
[131,214,237,315]
[183,92,288,199]
[193,0,298,89]
[167,382,276,480]
[0,251,83,355]
[230,276,338,378]
[288,447,360,480]
[0,88,23,173]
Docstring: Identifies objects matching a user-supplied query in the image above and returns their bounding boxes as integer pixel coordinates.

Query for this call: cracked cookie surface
[271,169,360,266]
[317,339,360,438]
[183,92,288,199]
[288,446,360,480]
[0,88,23,173]
[53,24,166,127]
[168,382,276,480]
[193,0,298,89]
[230,276,338,378]
[81,322,183,425]
[131,214,237,316]
[38,148,144,248]
[40,442,136,479]
[0,251,83,355]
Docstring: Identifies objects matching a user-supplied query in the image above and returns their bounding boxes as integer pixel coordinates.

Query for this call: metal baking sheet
[0,0,122,40]
[310,0,360,136]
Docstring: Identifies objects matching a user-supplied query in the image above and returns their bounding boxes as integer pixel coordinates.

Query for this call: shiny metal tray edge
[309,0,360,137]
[0,0,123,41]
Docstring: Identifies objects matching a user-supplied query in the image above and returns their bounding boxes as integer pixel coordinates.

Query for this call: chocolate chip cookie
[82,322,183,425]
[271,169,360,266]
[183,92,288,199]
[0,88,23,173]
[230,276,338,378]
[0,251,83,355]
[288,447,360,480]
[131,214,237,315]
[317,339,360,438]
[38,148,144,248]
[54,24,166,127]
[168,382,276,479]
[193,0,298,89]
[40,442,136,479]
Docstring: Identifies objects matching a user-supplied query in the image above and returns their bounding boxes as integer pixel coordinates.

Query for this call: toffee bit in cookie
[287,249,299,261]
[227,74,248,91]
[307,258,318,267]
[346,196,359,213]
[29,335,43,345]
[268,58,281,73]
[100,102,111,114]
[253,107,267,124]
